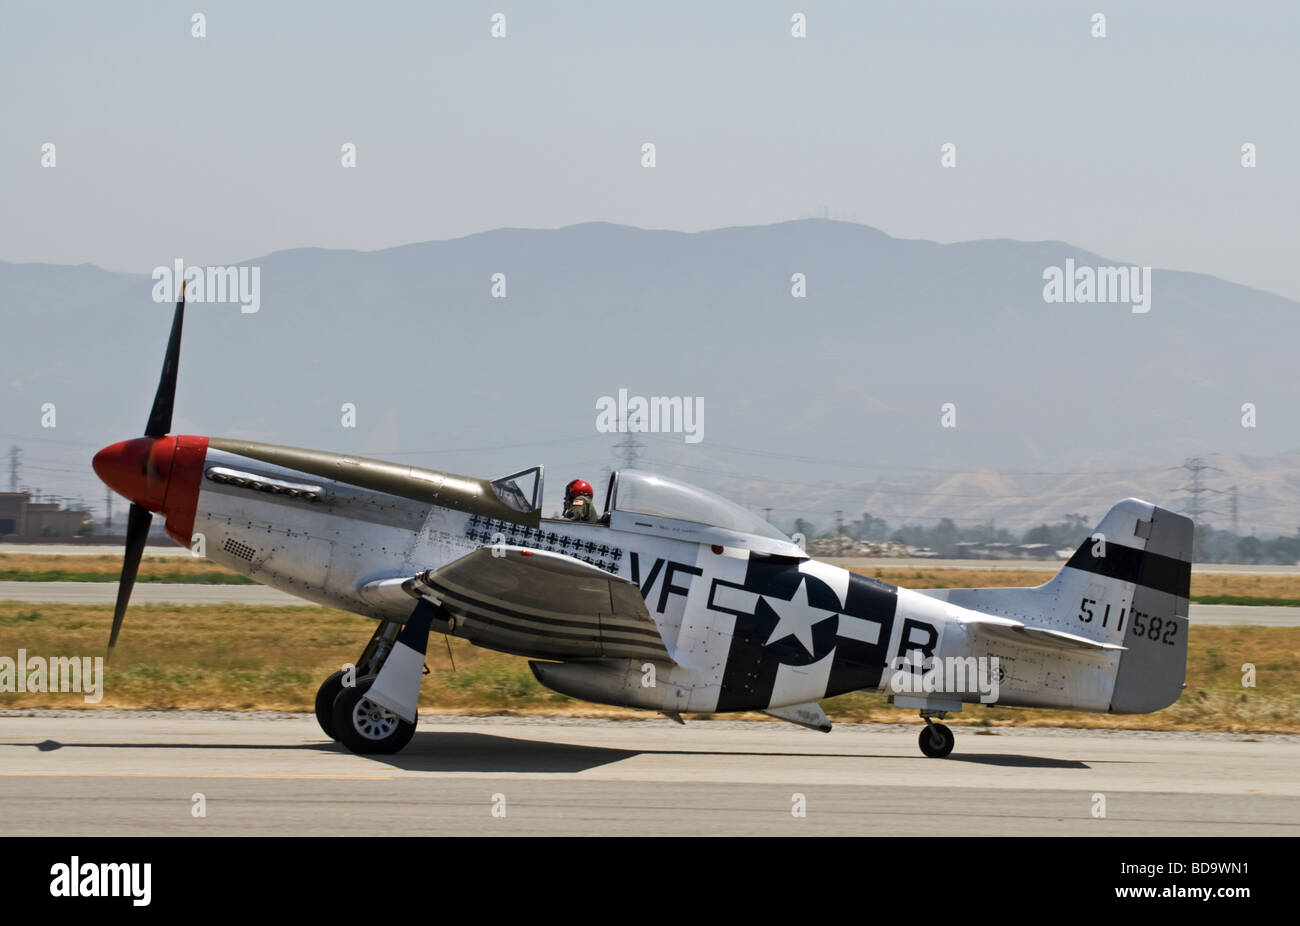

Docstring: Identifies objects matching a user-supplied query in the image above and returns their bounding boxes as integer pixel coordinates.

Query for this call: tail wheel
[331,674,416,755]
[919,722,955,759]
[314,670,349,740]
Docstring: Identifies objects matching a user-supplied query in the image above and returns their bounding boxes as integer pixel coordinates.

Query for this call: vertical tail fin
[1051,499,1193,712]
[915,498,1192,714]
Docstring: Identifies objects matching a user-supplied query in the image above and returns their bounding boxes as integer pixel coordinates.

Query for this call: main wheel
[314,669,348,740]
[331,674,416,755]
[919,722,955,758]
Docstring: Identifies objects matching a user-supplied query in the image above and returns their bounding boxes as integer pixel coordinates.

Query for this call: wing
[359,546,671,662]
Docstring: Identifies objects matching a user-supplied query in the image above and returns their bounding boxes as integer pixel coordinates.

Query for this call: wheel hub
[352,697,399,740]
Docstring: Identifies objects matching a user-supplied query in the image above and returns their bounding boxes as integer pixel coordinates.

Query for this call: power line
[0,432,103,449]
[634,432,1168,477]
[375,434,605,456]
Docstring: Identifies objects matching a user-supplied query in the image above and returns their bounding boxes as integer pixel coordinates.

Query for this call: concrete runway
[0,581,310,607]
[0,712,1295,836]
[0,543,186,557]
[1189,604,1300,627]
[2,582,1296,625]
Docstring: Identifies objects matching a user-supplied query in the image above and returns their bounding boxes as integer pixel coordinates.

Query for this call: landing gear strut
[312,619,408,749]
[918,711,955,758]
[314,602,440,755]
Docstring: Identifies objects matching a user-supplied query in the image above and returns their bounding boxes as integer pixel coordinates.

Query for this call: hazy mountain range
[3,220,1298,534]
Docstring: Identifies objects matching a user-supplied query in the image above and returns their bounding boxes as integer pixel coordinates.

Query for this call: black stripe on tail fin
[1063,531,1191,599]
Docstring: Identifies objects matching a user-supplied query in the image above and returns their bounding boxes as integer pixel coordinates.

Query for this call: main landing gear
[331,674,415,754]
[918,711,955,758]
[314,619,417,755]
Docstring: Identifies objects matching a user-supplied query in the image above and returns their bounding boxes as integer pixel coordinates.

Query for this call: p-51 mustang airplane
[93,296,1193,757]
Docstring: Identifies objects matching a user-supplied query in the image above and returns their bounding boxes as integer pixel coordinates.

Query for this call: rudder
[1104,504,1192,712]
[1052,499,1192,711]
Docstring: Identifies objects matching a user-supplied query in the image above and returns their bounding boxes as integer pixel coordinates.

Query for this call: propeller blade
[144,289,186,438]
[108,502,152,656]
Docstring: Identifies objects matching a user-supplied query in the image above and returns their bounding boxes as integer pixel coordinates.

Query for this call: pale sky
[2,0,1298,299]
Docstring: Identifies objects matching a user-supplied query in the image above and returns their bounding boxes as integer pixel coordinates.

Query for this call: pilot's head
[564,479,594,507]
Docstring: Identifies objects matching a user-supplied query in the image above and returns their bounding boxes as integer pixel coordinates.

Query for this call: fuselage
[95,436,1127,716]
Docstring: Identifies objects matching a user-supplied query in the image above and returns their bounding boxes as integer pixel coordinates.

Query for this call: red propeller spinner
[91,289,207,654]
[92,434,207,544]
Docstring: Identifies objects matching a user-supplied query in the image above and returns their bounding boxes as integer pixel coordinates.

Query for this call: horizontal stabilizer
[958,613,1126,653]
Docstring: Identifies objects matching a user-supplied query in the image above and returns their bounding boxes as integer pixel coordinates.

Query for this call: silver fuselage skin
[189,440,1173,717]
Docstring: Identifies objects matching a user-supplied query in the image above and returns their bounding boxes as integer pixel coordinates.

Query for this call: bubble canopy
[608,469,795,548]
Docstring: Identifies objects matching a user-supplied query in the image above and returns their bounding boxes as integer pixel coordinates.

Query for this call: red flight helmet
[565,479,594,505]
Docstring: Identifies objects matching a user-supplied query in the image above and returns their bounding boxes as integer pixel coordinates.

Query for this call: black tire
[314,669,348,740]
[331,674,416,755]
[919,723,955,759]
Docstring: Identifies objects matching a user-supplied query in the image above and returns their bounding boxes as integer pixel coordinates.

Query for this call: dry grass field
[0,553,249,583]
[6,555,1298,603]
[1,601,1295,733]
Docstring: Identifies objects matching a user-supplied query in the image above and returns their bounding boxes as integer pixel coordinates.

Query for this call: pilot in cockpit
[561,479,599,522]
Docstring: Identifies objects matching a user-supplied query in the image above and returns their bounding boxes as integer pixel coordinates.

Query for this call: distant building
[804,536,911,558]
[0,492,93,539]
[950,540,1064,560]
